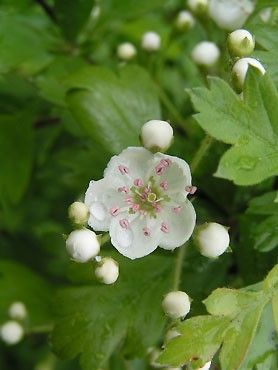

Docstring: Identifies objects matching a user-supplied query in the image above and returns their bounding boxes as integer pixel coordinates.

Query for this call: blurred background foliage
[0,1,277,369]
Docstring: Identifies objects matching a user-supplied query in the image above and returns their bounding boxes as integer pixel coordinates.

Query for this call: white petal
[84,179,125,231]
[109,214,161,259]
[104,147,153,187]
[147,153,192,195]
[159,199,196,250]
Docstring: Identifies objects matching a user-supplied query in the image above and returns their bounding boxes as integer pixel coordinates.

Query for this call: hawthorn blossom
[85,147,196,259]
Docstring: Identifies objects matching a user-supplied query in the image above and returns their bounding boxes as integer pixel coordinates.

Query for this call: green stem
[172,135,213,290]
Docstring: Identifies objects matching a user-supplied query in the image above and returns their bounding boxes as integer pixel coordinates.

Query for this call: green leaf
[189,71,278,185]
[272,293,278,333]
[253,215,278,252]
[158,315,229,368]
[0,260,53,328]
[0,111,34,205]
[54,0,95,40]
[247,191,278,215]
[66,65,160,153]
[52,254,172,370]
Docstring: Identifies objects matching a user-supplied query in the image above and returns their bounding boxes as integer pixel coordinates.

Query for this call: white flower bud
[66,229,100,263]
[198,361,212,370]
[117,42,137,61]
[164,328,180,343]
[0,321,24,345]
[95,257,119,284]
[195,222,230,258]
[232,57,265,91]
[140,120,173,152]
[191,41,220,67]
[187,0,208,13]
[208,0,254,31]
[227,29,255,57]
[141,31,161,52]
[68,201,89,226]
[162,291,191,319]
[176,11,195,30]
[8,302,27,320]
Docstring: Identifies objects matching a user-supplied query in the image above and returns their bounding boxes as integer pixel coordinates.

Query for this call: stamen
[172,206,182,214]
[160,180,168,191]
[143,227,151,236]
[185,185,197,195]
[134,178,143,187]
[161,222,169,233]
[118,186,129,194]
[155,163,166,175]
[119,219,129,229]
[160,158,171,167]
[118,165,129,175]
[110,206,120,216]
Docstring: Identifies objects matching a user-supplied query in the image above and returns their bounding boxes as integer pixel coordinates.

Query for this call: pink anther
[161,222,169,233]
[118,165,129,175]
[155,164,166,175]
[185,185,197,195]
[160,180,168,191]
[118,186,129,194]
[160,158,171,167]
[119,219,129,229]
[131,203,140,212]
[143,227,151,236]
[172,206,182,214]
[134,178,143,187]
[110,207,119,216]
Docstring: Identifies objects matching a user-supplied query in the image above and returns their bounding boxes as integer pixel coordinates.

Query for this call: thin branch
[35,0,57,23]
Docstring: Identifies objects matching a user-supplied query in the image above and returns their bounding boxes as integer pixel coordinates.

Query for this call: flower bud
[164,328,180,343]
[95,257,119,284]
[66,229,100,263]
[140,120,173,152]
[191,41,220,67]
[227,29,255,57]
[68,201,89,226]
[0,321,24,345]
[162,291,191,319]
[187,0,208,14]
[141,31,161,52]
[8,302,27,320]
[198,361,212,370]
[208,0,254,31]
[117,42,137,61]
[176,10,195,31]
[195,222,230,258]
[232,57,265,91]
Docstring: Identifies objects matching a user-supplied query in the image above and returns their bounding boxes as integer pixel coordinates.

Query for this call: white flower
[95,257,119,284]
[208,0,255,31]
[141,31,161,51]
[198,361,212,370]
[8,302,27,320]
[140,120,173,152]
[195,222,230,258]
[176,10,195,30]
[68,201,89,226]
[162,291,191,319]
[227,29,255,57]
[85,147,196,259]
[232,57,265,91]
[187,0,208,13]
[191,41,220,67]
[0,321,24,345]
[164,328,180,343]
[66,229,100,263]
[117,42,137,61]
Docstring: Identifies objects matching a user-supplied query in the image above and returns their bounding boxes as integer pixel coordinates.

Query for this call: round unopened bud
[68,202,89,226]
[232,57,265,91]
[0,321,24,345]
[187,0,208,14]
[227,29,255,57]
[195,222,230,258]
[176,11,195,30]
[198,361,212,370]
[208,0,254,31]
[164,328,180,343]
[8,302,27,320]
[191,41,220,67]
[117,42,137,61]
[162,291,191,319]
[141,31,161,52]
[140,120,173,152]
[95,257,119,284]
[66,229,100,263]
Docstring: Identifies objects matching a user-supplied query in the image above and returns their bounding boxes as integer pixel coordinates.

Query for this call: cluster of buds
[0,302,27,345]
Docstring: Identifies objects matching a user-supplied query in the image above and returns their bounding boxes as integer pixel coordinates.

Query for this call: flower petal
[109,214,161,259]
[159,199,196,250]
[104,147,153,187]
[85,179,125,231]
[147,153,192,195]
